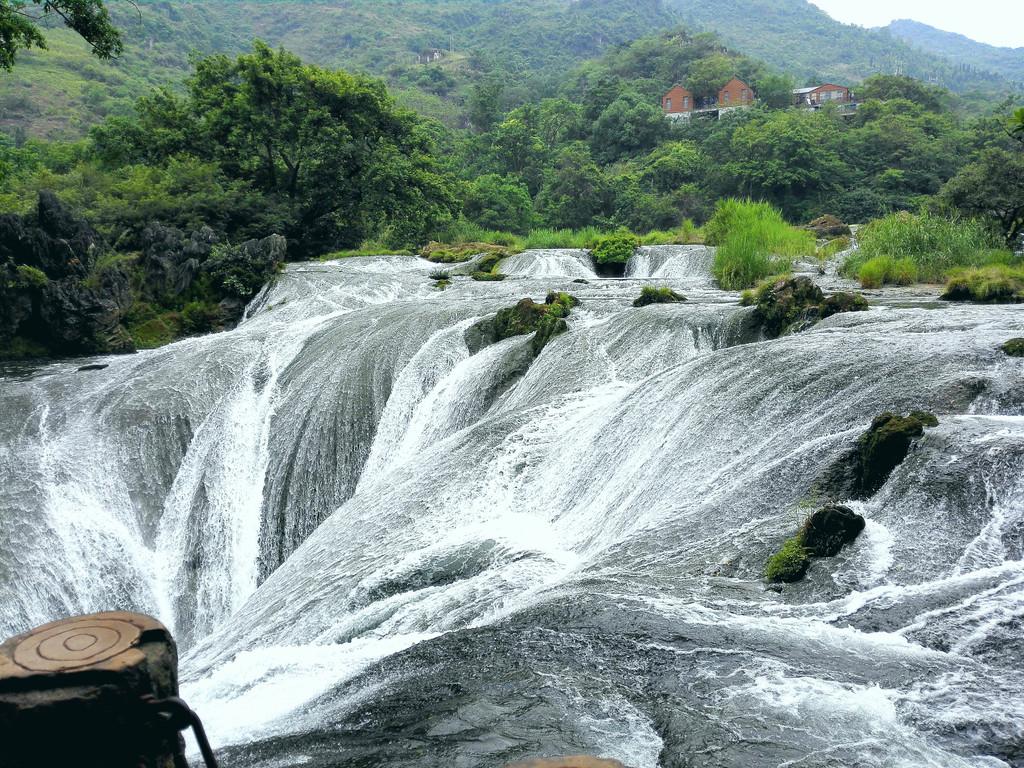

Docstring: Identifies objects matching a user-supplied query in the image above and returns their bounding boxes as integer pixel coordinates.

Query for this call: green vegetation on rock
[1002,338,1024,357]
[941,265,1024,304]
[590,230,639,275]
[765,536,810,583]
[467,291,578,357]
[740,275,867,337]
[765,503,866,583]
[634,286,686,307]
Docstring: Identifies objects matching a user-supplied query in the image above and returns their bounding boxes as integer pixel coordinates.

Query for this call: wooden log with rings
[0,611,213,768]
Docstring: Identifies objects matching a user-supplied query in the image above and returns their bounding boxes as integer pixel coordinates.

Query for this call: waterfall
[500,249,596,278]
[2,247,1022,768]
[625,244,716,281]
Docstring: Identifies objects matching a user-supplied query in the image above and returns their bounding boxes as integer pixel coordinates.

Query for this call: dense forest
[1,0,1019,141]
[886,19,1024,88]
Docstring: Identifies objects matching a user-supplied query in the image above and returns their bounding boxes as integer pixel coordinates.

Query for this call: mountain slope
[0,0,1018,141]
[663,0,1015,98]
[885,19,1024,87]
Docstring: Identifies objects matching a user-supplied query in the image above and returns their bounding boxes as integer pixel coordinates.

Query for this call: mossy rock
[590,230,639,267]
[433,279,450,290]
[634,286,687,307]
[465,292,578,356]
[1002,338,1024,357]
[765,503,865,583]
[471,271,507,281]
[421,241,512,264]
[820,291,868,318]
[806,214,851,238]
[816,411,939,499]
[765,537,810,583]
[941,266,1024,304]
[742,276,867,337]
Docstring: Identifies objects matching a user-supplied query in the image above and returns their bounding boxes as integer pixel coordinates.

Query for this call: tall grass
[843,212,1014,286]
[705,199,815,290]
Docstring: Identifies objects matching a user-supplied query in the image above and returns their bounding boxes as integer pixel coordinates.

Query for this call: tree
[857,75,948,113]
[86,42,458,253]
[687,54,734,103]
[940,148,1024,243]
[463,174,533,233]
[591,92,668,163]
[754,72,796,109]
[726,110,846,218]
[0,0,122,70]
[1011,108,1024,145]
[536,143,609,229]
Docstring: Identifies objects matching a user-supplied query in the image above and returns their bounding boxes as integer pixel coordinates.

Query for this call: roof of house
[720,77,751,89]
[793,84,848,94]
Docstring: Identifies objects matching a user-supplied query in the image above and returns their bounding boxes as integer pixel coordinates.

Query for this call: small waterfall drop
[500,249,596,278]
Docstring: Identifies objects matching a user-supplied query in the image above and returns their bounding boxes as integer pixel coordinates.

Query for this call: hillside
[663,0,1015,101]
[885,19,1024,88]
[1,0,1019,141]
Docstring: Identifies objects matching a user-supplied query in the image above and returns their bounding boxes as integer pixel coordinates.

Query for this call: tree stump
[0,611,185,768]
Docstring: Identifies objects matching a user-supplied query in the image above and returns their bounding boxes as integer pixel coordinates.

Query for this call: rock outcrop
[741,276,868,338]
[0,192,132,357]
[816,411,939,500]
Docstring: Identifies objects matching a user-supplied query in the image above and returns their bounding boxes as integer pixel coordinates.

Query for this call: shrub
[843,212,1013,286]
[181,301,222,334]
[428,269,450,281]
[14,264,48,289]
[817,236,851,260]
[941,265,1024,303]
[706,199,815,290]
[589,229,639,265]
[857,256,918,288]
[634,286,686,307]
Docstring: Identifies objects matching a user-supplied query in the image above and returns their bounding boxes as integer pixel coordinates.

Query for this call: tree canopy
[0,0,121,70]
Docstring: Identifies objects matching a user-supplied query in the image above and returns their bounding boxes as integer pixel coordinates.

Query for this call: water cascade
[1,247,1022,767]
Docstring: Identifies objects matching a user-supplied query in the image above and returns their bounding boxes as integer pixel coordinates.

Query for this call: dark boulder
[816,411,939,499]
[801,503,866,557]
[765,503,866,583]
[1002,338,1024,357]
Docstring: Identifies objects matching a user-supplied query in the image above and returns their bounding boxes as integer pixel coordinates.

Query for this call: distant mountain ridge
[1,0,1019,141]
[885,19,1024,87]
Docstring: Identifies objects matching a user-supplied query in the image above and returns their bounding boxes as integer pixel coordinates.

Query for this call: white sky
[810,0,1024,48]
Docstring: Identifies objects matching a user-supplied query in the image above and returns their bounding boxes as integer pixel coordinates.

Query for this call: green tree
[686,54,734,102]
[858,75,948,113]
[591,92,668,163]
[726,110,846,218]
[463,174,533,233]
[754,72,796,109]
[940,148,1024,243]
[0,0,122,70]
[537,143,608,229]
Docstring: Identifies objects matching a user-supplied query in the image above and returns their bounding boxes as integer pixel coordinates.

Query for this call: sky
[810,0,1024,48]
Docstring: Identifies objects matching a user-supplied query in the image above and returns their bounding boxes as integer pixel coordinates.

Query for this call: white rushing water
[1,247,1022,767]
